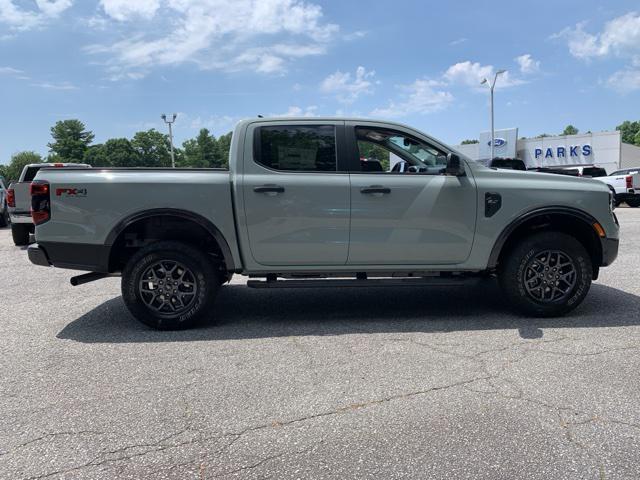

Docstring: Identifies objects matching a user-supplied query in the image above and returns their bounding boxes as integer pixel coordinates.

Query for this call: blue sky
[1,0,640,163]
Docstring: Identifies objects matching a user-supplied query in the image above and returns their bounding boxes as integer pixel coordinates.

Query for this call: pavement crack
[211,443,317,478]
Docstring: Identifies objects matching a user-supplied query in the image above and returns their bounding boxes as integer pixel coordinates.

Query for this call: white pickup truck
[7,163,90,245]
[598,168,640,208]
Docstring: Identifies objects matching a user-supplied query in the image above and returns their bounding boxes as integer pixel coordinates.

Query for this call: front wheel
[121,241,221,330]
[499,232,592,317]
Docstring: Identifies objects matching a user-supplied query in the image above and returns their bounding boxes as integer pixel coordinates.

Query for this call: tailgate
[12,182,31,212]
[633,173,640,190]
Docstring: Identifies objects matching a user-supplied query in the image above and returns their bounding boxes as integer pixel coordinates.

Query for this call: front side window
[256,125,337,172]
[355,127,448,174]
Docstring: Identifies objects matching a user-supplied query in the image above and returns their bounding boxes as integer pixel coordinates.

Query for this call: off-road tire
[626,197,640,208]
[499,232,592,317]
[121,241,221,330]
[11,224,30,246]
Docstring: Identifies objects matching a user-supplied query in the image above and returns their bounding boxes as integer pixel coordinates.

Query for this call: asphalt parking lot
[1,209,639,479]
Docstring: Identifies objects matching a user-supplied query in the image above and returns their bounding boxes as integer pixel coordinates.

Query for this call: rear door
[346,122,477,265]
[241,121,350,266]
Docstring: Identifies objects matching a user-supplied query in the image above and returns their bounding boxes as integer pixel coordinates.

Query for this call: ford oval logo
[488,138,507,147]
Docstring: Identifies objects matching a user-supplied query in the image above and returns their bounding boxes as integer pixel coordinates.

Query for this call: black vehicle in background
[528,165,608,178]
[489,158,527,171]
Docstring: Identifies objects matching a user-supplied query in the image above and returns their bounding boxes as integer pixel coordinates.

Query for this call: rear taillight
[6,188,15,207]
[30,180,50,225]
[626,176,633,189]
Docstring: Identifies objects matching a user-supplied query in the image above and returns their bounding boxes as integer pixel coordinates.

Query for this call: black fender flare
[105,208,236,271]
[487,206,601,268]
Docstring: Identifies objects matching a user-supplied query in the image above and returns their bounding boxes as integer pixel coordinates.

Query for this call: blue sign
[487,138,507,147]
[534,144,592,159]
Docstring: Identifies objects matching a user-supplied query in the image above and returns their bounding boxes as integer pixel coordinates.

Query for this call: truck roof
[236,116,456,154]
[236,116,419,130]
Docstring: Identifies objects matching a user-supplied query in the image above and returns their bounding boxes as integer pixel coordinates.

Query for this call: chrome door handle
[360,186,391,195]
[254,185,285,194]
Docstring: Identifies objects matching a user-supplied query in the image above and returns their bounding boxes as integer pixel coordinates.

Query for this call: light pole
[161,113,177,168]
[480,70,506,162]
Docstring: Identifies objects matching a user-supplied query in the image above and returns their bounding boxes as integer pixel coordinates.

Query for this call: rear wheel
[121,241,221,330]
[11,224,30,246]
[626,197,640,208]
[499,232,592,317]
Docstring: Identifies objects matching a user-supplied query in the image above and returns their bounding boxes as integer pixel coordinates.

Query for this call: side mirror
[445,153,465,176]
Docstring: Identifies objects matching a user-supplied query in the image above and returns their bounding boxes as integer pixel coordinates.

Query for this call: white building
[454,128,640,174]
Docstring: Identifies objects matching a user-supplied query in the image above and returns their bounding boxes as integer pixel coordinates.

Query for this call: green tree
[3,151,43,182]
[634,130,640,147]
[215,132,232,168]
[48,120,94,161]
[131,129,172,167]
[562,125,579,136]
[83,144,109,167]
[103,138,139,167]
[616,120,640,144]
[460,139,479,145]
[181,128,218,168]
[535,133,551,138]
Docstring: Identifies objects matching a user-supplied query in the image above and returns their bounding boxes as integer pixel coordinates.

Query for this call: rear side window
[23,167,42,182]
[255,125,337,172]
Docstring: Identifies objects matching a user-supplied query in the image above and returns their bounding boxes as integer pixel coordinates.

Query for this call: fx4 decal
[56,188,87,197]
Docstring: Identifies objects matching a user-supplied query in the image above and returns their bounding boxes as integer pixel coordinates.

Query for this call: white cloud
[99,0,160,21]
[443,61,524,89]
[0,0,72,31]
[515,54,540,74]
[36,0,73,17]
[188,114,237,132]
[607,68,640,93]
[87,0,338,78]
[30,81,77,90]
[449,38,467,46]
[321,66,376,103]
[554,12,640,93]
[555,12,640,59]
[371,79,453,118]
[343,30,366,41]
[0,66,23,75]
[273,105,318,117]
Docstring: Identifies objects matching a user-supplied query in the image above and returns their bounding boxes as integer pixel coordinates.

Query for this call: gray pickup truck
[27,118,619,329]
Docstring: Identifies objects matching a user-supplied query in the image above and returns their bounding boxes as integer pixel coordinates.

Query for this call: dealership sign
[534,145,592,159]
[487,138,507,147]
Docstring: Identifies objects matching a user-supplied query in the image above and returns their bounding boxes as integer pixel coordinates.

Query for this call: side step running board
[247,277,478,289]
[70,272,117,286]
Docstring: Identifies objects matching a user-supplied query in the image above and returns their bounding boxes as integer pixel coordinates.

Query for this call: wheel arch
[488,207,604,276]
[105,208,235,273]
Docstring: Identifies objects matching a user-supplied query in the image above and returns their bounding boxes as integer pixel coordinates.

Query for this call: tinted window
[24,166,42,182]
[356,127,447,175]
[256,125,337,172]
[490,158,526,171]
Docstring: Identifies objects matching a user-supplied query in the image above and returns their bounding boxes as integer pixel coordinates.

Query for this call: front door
[347,123,477,265]
[242,121,350,266]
